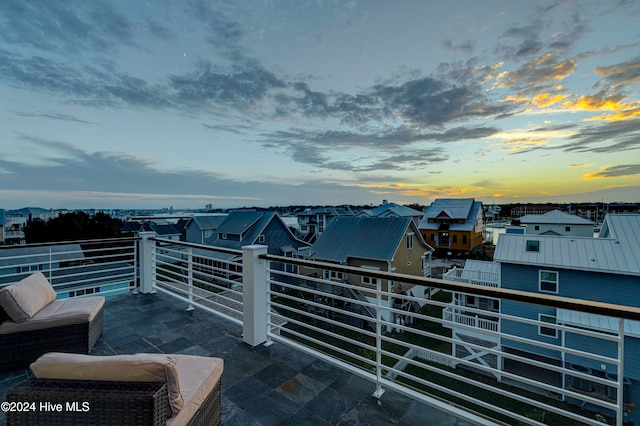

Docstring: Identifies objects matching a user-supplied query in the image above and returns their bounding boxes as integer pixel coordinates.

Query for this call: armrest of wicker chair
[4,379,168,426]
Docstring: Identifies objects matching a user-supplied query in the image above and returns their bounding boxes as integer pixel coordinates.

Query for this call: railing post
[373,277,385,399]
[139,231,156,294]
[242,245,268,346]
[186,247,194,311]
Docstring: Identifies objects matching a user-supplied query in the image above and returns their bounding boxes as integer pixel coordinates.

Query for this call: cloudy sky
[1,0,639,210]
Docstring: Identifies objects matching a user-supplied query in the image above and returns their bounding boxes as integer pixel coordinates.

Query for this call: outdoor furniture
[4,352,224,426]
[0,272,104,372]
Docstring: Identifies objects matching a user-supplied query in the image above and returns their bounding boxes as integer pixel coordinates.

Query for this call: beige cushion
[30,352,183,417]
[167,355,224,426]
[0,272,57,323]
[0,296,104,335]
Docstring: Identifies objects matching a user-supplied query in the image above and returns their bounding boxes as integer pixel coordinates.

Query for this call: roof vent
[590,258,596,262]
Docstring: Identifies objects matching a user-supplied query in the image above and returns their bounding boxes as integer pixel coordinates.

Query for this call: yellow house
[418,198,484,256]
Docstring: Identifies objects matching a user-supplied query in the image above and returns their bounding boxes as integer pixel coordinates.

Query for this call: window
[431,233,436,241]
[539,270,558,293]
[204,229,213,238]
[463,235,467,244]
[453,235,457,244]
[221,233,227,240]
[539,314,557,338]
[324,270,344,281]
[362,276,379,285]
[258,234,265,243]
[406,233,414,250]
[465,295,477,307]
[534,225,540,231]
[526,240,539,252]
[565,226,571,232]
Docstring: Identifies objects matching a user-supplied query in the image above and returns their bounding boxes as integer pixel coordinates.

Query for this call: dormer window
[526,240,539,252]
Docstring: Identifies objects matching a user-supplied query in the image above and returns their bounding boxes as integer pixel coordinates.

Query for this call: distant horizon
[3,198,639,214]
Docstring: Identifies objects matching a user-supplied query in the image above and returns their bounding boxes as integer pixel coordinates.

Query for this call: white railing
[147,234,244,325]
[136,240,640,426]
[443,267,499,287]
[443,306,499,332]
[7,236,637,426]
[0,237,138,298]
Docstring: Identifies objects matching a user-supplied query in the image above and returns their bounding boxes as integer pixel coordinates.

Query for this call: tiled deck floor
[1,292,479,425]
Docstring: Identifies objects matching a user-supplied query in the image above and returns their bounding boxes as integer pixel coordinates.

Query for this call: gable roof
[310,216,432,263]
[419,198,482,231]
[519,209,595,225]
[369,203,423,218]
[188,215,227,230]
[216,211,265,236]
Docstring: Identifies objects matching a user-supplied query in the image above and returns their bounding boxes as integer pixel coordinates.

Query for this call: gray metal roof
[419,199,482,231]
[190,215,227,230]
[369,203,423,218]
[423,198,475,220]
[519,209,595,225]
[215,211,265,235]
[494,218,640,275]
[558,309,640,338]
[309,216,431,263]
[461,259,500,276]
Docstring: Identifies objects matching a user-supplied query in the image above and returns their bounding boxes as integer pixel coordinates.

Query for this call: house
[492,214,640,422]
[207,210,307,255]
[295,206,354,244]
[302,216,434,330]
[356,202,424,227]
[182,215,227,244]
[442,260,501,373]
[143,223,183,241]
[3,207,57,244]
[192,210,308,288]
[418,198,484,256]
[518,209,595,237]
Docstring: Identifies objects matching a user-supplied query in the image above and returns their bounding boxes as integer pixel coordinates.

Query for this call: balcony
[2,234,640,426]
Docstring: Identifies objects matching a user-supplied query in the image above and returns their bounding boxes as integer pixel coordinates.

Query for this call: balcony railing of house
[3,233,640,426]
[443,267,500,287]
[443,306,499,332]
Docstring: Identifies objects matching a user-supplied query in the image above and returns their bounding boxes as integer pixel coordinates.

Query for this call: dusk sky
[1,0,640,210]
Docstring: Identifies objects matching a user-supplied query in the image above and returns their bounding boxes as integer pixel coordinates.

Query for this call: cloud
[441,39,476,54]
[261,125,499,171]
[170,59,286,109]
[561,118,640,152]
[568,163,593,168]
[500,53,577,91]
[594,56,640,91]
[583,164,640,179]
[10,110,95,124]
[0,2,139,55]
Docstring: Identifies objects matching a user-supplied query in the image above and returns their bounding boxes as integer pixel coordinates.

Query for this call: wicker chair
[0,272,104,373]
[5,353,223,426]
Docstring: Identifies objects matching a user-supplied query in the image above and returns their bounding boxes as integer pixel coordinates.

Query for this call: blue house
[494,214,640,422]
[183,215,227,244]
